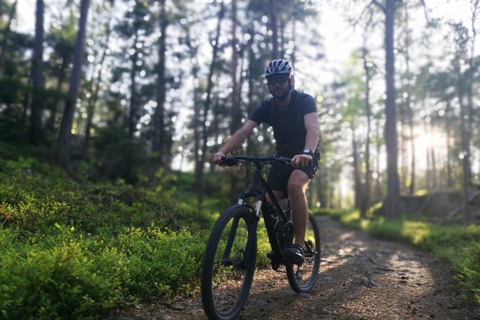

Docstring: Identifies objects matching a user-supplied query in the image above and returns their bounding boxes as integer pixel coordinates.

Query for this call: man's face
[267,74,290,100]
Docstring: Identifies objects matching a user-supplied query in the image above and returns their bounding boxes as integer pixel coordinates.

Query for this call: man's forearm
[303,113,320,152]
[304,128,319,152]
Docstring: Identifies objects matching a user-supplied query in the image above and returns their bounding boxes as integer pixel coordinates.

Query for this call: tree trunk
[360,7,374,217]
[374,118,383,203]
[459,81,470,225]
[466,0,478,188]
[229,0,239,203]
[187,37,201,183]
[152,0,167,173]
[58,0,89,170]
[378,0,401,218]
[400,1,416,195]
[360,46,372,218]
[47,53,70,131]
[230,0,239,136]
[445,101,453,188]
[84,14,112,159]
[404,5,416,195]
[399,103,407,193]
[269,0,278,59]
[0,0,17,74]
[430,147,437,188]
[352,130,362,209]
[123,28,140,183]
[196,2,224,207]
[407,98,415,194]
[30,0,45,146]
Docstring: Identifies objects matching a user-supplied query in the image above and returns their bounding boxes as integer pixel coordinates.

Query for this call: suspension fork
[222,203,259,268]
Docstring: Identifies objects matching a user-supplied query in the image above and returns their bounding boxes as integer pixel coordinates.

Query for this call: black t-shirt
[249,90,317,158]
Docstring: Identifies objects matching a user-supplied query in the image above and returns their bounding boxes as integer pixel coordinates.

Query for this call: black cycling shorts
[266,153,320,194]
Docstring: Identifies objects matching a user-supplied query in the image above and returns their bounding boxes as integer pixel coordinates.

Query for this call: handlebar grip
[221,156,239,166]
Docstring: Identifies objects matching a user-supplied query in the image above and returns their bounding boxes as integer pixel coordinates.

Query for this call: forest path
[107,215,478,320]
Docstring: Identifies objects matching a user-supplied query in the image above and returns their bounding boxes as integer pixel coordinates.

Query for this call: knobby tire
[201,205,257,320]
[286,212,321,293]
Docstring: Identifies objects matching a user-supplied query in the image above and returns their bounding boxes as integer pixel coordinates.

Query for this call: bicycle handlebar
[221,155,292,167]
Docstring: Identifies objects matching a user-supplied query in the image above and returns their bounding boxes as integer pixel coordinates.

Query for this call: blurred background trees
[0,0,479,221]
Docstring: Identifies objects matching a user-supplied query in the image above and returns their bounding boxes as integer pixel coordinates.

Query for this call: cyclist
[211,59,320,265]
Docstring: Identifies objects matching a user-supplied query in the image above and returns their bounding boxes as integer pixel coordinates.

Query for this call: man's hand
[291,153,312,168]
[210,152,225,165]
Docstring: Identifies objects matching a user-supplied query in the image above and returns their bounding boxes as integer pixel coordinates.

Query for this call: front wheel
[201,205,257,320]
[286,212,321,293]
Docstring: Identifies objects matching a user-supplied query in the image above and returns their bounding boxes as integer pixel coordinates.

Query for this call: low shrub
[0,157,281,319]
[0,158,210,319]
[0,223,207,319]
[456,241,480,304]
[0,227,123,320]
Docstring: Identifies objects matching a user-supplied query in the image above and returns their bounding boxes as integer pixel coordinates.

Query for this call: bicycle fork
[221,207,258,270]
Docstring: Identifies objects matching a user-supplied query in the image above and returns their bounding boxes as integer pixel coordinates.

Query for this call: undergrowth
[0,154,273,319]
[314,208,480,309]
[0,157,215,320]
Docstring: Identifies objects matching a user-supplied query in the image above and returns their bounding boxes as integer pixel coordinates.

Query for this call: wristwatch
[302,149,314,157]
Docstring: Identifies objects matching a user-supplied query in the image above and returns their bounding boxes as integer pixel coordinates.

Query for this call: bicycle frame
[225,156,294,268]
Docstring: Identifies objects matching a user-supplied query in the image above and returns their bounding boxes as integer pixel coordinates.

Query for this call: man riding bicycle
[211,59,320,265]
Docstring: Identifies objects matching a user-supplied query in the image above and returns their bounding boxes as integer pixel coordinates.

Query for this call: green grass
[313,207,480,308]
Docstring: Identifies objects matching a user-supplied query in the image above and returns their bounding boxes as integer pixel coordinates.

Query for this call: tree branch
[419,0,430,23]
[371,0,385,13]
[352,2,376,28]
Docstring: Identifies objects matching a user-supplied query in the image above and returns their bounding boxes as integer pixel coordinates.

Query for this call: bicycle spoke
[201,205,256,320]
[286,213,321,293]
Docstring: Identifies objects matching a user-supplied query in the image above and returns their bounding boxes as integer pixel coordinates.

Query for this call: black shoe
[284,244,305,265]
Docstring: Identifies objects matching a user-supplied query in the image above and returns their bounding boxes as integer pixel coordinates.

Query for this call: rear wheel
[286,212,321,293]
[201,205,257,320]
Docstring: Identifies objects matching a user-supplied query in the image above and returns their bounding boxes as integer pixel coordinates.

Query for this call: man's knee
[288,172,309,192]
[288,180,301,192]
[288,181,308,197]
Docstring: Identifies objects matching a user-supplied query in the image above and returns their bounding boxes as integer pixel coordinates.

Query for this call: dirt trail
[107,215,479,320]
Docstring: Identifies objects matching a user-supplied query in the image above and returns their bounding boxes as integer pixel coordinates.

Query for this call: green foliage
[0,156,275,319]
[108,226,205,300]
[255,220,271,267]
[0,226,123,320]
[456,242,480,305]
[0,223,207,320]
[0,158,211,319]
[313,208,480,309]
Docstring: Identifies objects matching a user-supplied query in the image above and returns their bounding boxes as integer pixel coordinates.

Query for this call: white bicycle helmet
[264,59,293,78]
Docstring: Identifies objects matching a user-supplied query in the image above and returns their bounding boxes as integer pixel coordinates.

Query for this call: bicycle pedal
[271,261,280,271]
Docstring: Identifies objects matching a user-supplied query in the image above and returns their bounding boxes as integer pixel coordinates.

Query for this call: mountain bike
[201,155,321,320]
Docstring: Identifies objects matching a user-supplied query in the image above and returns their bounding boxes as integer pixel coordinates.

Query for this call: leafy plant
[0,158,213,319]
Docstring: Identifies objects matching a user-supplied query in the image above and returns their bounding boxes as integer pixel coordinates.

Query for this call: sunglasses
[267,75,290,85]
